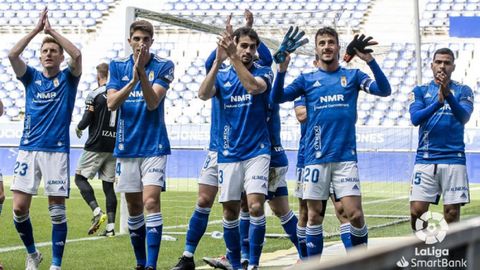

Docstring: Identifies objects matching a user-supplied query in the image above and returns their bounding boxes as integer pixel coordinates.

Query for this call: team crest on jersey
[340,76,347,87]
[53,78,59,87]
[149,70,154,81]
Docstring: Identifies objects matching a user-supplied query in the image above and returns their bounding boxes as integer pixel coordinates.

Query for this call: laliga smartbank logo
[396,211,467,268]
[414,211,448,244]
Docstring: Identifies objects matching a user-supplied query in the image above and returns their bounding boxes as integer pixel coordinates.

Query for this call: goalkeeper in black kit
[75,63,118,237]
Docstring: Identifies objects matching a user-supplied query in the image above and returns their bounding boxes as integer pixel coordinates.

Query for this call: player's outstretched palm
[43,14,53,35]
[217,32,236,59]
[244,9,253,28]
[34,7,47,34]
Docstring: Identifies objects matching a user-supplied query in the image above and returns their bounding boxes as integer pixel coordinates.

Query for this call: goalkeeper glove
[274,26,309,64]
[343,34,375,63]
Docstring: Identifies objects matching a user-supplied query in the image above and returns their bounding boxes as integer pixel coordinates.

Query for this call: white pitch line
[364,196,409,205]
[0,236,104,253]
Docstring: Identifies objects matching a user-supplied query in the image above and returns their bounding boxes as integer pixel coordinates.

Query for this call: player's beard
[321,58,334,65]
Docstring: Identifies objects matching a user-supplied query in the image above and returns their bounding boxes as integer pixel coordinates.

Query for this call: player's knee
[143,197,160,212]
[347,209,364,226]
[197,194,214,208]
[248,200,264,217]
[307,209,323,225]
[223,208,239,221]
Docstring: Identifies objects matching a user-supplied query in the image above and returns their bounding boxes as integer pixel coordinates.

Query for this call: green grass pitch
[0,177,478,269]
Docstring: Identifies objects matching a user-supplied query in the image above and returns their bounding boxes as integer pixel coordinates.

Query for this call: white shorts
[11,150,69,197]
[76,150,116,182]
[410,164,469,205]
[294,167,304,199]
[198,151,218,187]
[115,156,167,193]
[303,161,361,200]
[267,166,288,200]
[218,154,270,203]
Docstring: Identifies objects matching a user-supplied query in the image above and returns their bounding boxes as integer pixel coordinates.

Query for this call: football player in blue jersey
[409,48,474,231]
[294,96,352,261]
[198,26,273,270]
[172,11,274,270]
[8,8,82,270]
[271,26,391,257]
[107,20,174,270]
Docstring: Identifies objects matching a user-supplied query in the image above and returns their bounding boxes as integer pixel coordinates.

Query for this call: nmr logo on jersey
[129,91,144,98]
[230,94,252,102]
[36,92,57,100]
[319,94,344,103]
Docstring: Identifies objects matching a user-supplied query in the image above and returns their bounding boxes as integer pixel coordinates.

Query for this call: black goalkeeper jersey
[77,85,117,152]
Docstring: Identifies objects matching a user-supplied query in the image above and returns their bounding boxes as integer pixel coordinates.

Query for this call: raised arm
[353,46,391,97]
[8,8,47,78]
[271,54,303,103]
[256,42,273,67]
[199,45,227,100]
[107,61,137,111]
[444,87,474,124]
[44,14,82,77]
[409,87,443,126]
[135,46,169,111]
[219,32,267,95]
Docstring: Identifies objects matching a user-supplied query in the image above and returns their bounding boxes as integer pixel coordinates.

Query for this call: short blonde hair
[41,36,63,54]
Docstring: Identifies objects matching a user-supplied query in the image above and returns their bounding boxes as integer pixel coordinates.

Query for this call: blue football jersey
[410,80,474,164]
[18,66,79,152]
[107,53,174,157]
[268,102,288,168]
[208,97,219,151]
[274,62,390,165]
[215,63,274,163]
[294,97,306,168]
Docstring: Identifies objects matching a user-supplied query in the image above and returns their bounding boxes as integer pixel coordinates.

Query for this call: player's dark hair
[41,36,63,54]
[232,27,260,46]
[130,20,154,38]
[315,27,339,46]
[433,48,455,62]
[96,63,109,79]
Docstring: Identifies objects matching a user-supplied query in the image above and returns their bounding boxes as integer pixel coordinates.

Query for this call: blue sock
[13,213,36,254]
[306,225,323,257]
[239,211,250,262]
[223,219,242,269]
[340,223,352,249]
[184,205,211,255]
[146,213,163,269]
[50,204,67,267]
[280,210,299,252]
[350,224,368,246]
[296,225,308,259]
[249,215,266,267]
[128,214,146,267]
